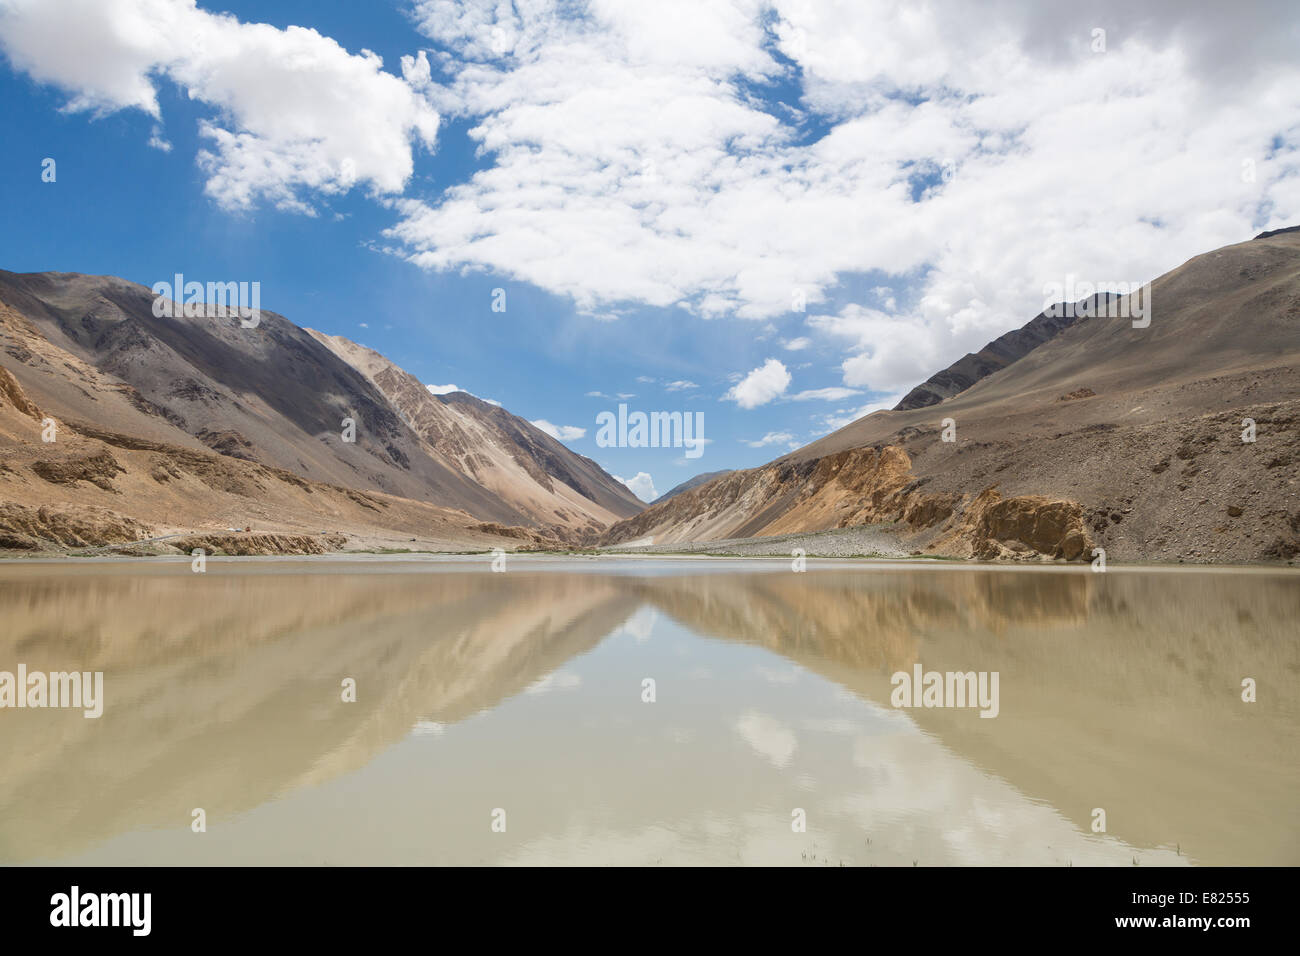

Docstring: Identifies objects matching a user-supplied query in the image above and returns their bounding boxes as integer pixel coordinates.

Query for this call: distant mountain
[601,231,1300,564]
[651,470,732,505]
[892,293,1117,410]
[0,270,639,551]
[1255,225,1300,240]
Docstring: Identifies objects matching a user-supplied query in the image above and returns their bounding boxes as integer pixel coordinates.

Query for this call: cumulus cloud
[9,0,1300,398]
[531,419,586,441]
[724,358,790,409]
[385,0,1300,391]
[808,304,948,392]
[0,0,440,212]
[614,471,658,502]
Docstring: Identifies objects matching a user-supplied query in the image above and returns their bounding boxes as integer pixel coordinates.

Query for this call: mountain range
[0,269,639,552]
[599,230,1300,564]
[2,229,1298,562]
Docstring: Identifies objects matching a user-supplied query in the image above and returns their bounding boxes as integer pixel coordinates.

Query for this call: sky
[1,0,1298,502]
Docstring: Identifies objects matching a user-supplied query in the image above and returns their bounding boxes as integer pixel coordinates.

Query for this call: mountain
[307,330,641,534]
[0,270,639,551]
[892,294,1112,410]
[600,230,1300,563]
[650,470,733,505]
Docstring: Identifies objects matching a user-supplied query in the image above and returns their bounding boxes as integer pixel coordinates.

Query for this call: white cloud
[385,0,1300,390]
[0,0,440,212]
[10,0,1300,398]
[613,471,658,502]
[810,305,943,392]
[782,337,812,351]
[790,386,862,402]
[743,431,798,448]
[531,419,586,441]
[664,380,698,391]
[147,126,172,152]
[724,358,790,409]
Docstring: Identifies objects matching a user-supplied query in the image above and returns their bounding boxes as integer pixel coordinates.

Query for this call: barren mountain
[650,469,733,504]
[893,294,1111,410]
[601,231,1300,564]
[0,270,639,551]
[307,330,641,535]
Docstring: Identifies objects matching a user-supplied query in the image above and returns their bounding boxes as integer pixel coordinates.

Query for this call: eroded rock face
[0,503,152,548]
[468,522,568,549]
[0,366,41,420]
[934,488,1092,561]
[169,533,347,556]
[600,443,1093,561]
[30,448,125,491]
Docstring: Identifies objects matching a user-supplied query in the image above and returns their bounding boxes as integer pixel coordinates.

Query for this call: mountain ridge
[599,231,1300,564]
[0,270,640,551]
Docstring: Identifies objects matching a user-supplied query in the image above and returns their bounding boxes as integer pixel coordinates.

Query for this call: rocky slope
[307,330,640,536]
[893,294,1111,410]
[650,469,733,504]
[601,231,1300,564]
[0,271,640,550]
[0,363,556,554]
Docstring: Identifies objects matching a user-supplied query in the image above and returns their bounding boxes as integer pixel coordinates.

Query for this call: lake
[1,557,1296,866]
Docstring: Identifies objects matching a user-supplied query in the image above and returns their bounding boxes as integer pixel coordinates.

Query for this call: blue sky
[1,0,1296,501]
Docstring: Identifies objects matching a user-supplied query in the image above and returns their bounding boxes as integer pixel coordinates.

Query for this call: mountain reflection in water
[0,559,1295,866]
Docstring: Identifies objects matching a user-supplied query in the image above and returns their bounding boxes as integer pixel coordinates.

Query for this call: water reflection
[0,560,1295,865]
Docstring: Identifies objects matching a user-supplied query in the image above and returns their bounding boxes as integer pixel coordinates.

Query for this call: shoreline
[0,550,1296,575]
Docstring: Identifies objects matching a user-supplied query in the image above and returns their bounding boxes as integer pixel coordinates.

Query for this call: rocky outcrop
[600,444,1092,561]
[168,533,348,555]
[30,447,125,490]
[0,502,152,549]
[468,522,568,549]
[934,488,1091,561]
[0,365,41,420]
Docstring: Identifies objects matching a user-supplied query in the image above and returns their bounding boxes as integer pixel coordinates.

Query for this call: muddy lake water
[0,557,1295,866]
